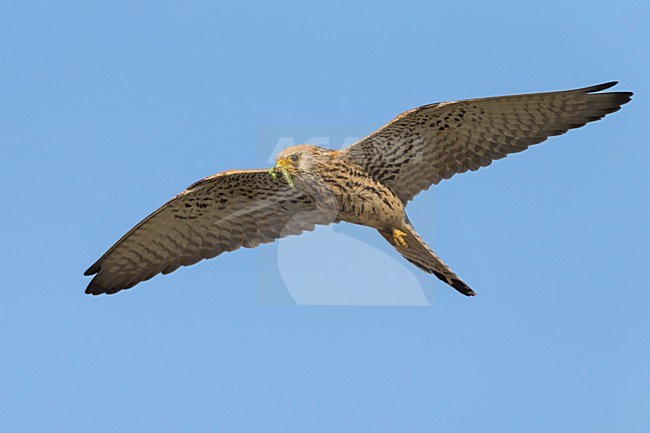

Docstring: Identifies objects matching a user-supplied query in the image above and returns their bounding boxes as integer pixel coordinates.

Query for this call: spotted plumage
[85,82,632,296]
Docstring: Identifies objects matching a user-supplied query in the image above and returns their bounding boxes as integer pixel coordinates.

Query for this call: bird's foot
[392,229,408,248]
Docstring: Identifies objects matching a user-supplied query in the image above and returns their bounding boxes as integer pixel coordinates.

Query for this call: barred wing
[84,169,336,295]
[343,82,632,203]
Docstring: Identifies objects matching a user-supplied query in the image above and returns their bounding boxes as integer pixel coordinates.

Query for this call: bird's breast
[297,167,405,229]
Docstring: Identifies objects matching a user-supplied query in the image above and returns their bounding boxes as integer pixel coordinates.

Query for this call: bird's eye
[290,154,300,163]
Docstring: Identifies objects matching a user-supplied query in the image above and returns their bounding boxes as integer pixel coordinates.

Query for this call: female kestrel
[85,82,632,296]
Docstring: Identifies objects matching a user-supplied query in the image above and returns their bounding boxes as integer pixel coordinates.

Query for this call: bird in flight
[85,82,632,296]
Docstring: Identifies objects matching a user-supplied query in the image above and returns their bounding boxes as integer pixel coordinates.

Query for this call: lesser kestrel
[85,82,632,296]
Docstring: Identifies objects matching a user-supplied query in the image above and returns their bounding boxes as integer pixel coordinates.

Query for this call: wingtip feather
[85,278,103,295]
[581,81,634,102]
[85,278,120,296]
[584,81,618,92]
[83,264,99,276]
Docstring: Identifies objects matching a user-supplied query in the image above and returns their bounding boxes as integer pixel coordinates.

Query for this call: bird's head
[271,145,333,187]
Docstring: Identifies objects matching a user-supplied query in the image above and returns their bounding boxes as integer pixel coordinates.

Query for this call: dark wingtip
[584,81,618,93]
[84,275,105,295]
[85,271,136,296]
[84,262,100,276]
[85,281,114,296]
[617,92,634,104]
[582,81,634,102]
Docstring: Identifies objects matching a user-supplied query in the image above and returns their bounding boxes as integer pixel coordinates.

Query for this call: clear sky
[1,1,648,432]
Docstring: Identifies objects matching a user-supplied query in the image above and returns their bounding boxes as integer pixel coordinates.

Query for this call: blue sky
[1,1,648,432]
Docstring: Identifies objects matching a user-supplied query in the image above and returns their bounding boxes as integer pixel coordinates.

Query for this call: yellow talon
[393,229,408,248]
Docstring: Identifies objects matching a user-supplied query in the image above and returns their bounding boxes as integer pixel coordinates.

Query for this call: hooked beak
[275,158,291,171]
[269,158,295,188]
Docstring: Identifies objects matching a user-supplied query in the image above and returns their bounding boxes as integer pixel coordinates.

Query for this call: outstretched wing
[84,169,336,295]
[342,82,632,203]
